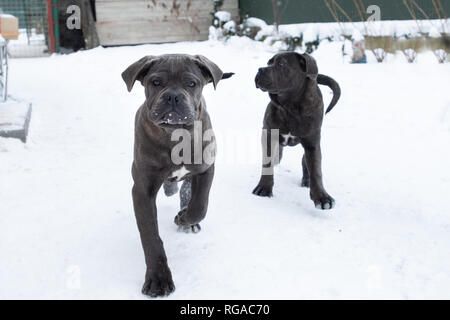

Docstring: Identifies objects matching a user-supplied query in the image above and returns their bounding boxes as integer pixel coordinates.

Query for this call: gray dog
[253,52,341,210]
[122,54,232,297]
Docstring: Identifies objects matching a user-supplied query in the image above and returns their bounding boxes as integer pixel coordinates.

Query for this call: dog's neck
[270,80,318,112]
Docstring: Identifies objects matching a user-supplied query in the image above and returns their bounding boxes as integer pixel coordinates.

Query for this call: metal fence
[239,0,450,24]
[0,0,50,57]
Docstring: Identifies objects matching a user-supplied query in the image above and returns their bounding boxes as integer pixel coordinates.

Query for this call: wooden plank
[97,8,239,23]
[97,19,211,45]
[95,0,239,46]
[96,1,238,22]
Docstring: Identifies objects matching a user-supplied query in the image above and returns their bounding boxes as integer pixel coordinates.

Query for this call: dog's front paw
[312,192,335,210]
[252,184,273,197]
[142,267,175,297]
[174,210,201,233]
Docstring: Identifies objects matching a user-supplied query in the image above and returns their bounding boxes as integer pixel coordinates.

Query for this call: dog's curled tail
[222,72,235,79]
[317,74,341,114]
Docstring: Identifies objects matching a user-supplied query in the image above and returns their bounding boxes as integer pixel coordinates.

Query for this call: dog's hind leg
[301,135,335,210]
[179,178,191,211]
[301,155,310,187]
[163,180,179,197]
[175,165,214,233]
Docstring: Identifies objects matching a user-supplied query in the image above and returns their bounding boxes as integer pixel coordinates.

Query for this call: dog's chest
[281,132,300,146]
[169,166,190,182]
[274,106,315,139]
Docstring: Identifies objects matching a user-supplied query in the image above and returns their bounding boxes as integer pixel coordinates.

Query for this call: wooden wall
[96,0,239,46]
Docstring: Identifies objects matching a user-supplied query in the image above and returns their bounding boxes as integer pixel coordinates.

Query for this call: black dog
[122,54,232,297]
[253,52,341,210]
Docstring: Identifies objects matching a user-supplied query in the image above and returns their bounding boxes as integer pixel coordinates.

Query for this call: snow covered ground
[7,29,48,58]
[1,37,449,299]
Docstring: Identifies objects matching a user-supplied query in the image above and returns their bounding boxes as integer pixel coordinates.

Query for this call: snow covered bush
[427,28,449,63]
[213,11,231,28]
[210,14,267,42]
[434,49,448,63]
[209,14,324,54]
[209,6,449,63]
[209,7,238,41]
[209,0,234,41]
[365,36,395,63]
[241,17,267,39]
[396,36,422,63]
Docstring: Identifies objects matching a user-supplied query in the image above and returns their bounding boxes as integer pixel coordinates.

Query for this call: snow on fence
[0,0,50,58]
[95,0,239,46]
[212,16,450,63]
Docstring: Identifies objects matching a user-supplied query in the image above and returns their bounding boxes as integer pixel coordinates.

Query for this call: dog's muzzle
[153,91,195,126]
[156,112,193,127]
[255,68,263,89]
[255,68,271,92]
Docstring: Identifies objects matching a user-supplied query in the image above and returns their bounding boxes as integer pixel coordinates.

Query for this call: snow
[428,27,442,38]
[1,35,450,299]
[352,29,364,41]
[255,19,450,41]
[303,26,318,43]
[0,100,30,131]
[223,20,236,33]
[7,29,48,58]
[208,26,222,41]
[245,17,268,29]
[215,11,231,23]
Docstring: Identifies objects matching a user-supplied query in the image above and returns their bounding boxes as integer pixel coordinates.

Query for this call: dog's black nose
[255,71,261,88]
[165,91,182,106]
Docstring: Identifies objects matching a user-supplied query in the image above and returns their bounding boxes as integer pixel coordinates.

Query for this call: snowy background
[1,34,450,299]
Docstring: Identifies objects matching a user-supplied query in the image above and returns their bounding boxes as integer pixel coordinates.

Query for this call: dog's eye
[278,61,285,67]
[152,80,161,86]
[187,81,196,88]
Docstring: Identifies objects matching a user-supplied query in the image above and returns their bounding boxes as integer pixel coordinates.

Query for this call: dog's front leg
[253,163,275,197]
[174,164,215,233]
[132,170,175,297]
[253,129,283,197]
[301,136,335,210]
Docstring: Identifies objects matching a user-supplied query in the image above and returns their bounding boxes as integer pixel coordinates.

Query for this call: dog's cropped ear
[122,55,158,92]
[297,53,318,81]
[193,55,224,89]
